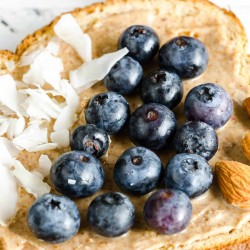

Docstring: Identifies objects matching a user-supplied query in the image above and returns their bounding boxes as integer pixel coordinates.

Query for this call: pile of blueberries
[27,25,233,243]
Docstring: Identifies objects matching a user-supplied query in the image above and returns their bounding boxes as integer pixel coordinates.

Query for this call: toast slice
[0,0,250,249]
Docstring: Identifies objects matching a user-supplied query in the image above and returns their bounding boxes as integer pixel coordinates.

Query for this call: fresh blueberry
[143,189,192,235]
[27,193,80,243]
[70,124,109,158]
[104,56,143,95]
[113,146,163,195]
[85,91,130,135]
[173,121,218,160]
[163,153,213,198]
[128,103,177,150]
[118,25,160,64]
[50,151,104,198]
[184,83,233,129]
[159,36,208,79]
[87,192,135,237]
[140,69,183,109]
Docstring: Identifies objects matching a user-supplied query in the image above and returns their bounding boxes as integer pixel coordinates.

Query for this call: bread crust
[0,0,249,249]
[15,0,247,59]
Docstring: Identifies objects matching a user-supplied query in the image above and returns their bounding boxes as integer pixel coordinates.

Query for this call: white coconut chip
[0,117,9,136]
[21,87,64,121]
[22,50,63,86]
[0,74,26,116]
[20,46,44,67]
[0,137,19,168]
[51,129,70,148]
[4,60,16,71]
[70,48,129,92]
[12,124,57,152]
[46,41,60,56]
[6,116,26,139]
[54,14,92,62]
[35,155,52,177]
[0,165,18,226]
[20,41,60,67]
[11,159,50,198]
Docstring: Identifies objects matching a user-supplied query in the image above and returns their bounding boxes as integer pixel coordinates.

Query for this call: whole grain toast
[0,0,250,249]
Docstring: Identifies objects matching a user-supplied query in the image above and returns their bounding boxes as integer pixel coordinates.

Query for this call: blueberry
[70,124,109,158]
[27,193,80,243]
[128,103,177,150]
[143,189,192,235]
[118,25,160,64]
[140,69,183,109]
[159,36,208,79]
[85,91,130,135]
[163,153,213,198]
[104,56,143,95]
[184,83,233,129]
[87,192,135,237]
[113,146,163,195]
[50,151,104,198]
[173,121,218,160]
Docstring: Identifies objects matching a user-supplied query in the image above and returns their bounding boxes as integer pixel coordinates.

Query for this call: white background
[0,0,249,52]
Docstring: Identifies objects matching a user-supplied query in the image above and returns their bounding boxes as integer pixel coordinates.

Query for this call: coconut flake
[46,41,60,56]
[22,51,63,86]
[11,159,50,197]
[12,124,57,152]
[35,155,52,177]
[21,87,64,121]
[54,14,92,62]
[4,60,16,71]
[6,116,26,139]
[20,42,60,67]
[0,117,9,136]
[0,165,18,226]
[0,137,19,167]
[70,48,128,92]
[0,74,26,116]
[51,129,70,148]
[20,46,44,67]
[52,80,80,135]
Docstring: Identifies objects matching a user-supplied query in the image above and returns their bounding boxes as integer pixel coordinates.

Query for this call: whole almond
[215,160,250,209]
[242,133,250,161]
[243,97,250,117]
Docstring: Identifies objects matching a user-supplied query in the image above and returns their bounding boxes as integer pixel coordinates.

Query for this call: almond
[215,160,250,209]
[242,133,250,161]
[243,97,250,117]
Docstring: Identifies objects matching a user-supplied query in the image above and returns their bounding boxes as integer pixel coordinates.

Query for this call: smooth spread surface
[0,1,250,249]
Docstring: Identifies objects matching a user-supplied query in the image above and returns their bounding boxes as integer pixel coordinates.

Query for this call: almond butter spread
[1,6,250,250]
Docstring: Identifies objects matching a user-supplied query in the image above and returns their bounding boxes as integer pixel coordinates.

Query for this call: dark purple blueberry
[163,153,213,198]
[143,189,192,235]
[85,91,130,134]
[184,83,233,129]
[128,103,177,150]
[87,192,135,237]
[140,69,183,109]
[104,56,143,95]
[159,36,208,79]
[27,194,80,243]
[173,121,218,160]
[118,25,160,64]
[113,146,163,195]
[50,151,104,198]
[70,124,109,158]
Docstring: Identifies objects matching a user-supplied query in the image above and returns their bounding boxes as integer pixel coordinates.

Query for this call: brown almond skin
[215,160,250,209]
[243,97,250,117]
[242,133,250,161]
